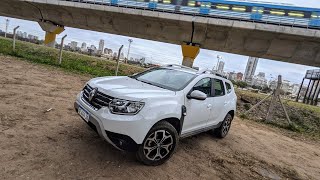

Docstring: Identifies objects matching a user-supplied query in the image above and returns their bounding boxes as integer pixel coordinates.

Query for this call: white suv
[74,65,237,166]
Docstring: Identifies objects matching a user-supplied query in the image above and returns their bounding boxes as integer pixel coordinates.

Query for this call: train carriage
[74,0,320,28]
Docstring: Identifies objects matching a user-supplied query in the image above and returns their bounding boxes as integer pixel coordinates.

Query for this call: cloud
[1,3,319,84]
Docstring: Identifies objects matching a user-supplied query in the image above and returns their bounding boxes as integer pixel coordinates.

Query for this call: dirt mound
[1,56,319,179]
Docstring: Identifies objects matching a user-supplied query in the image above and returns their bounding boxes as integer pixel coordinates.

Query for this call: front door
[182,78,213,134]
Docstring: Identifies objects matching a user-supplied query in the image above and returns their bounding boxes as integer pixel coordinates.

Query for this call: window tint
[214,79,225,96]
[193,78,212,97]
[225,82,232,94]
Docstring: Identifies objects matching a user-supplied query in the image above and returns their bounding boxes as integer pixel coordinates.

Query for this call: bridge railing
[60,0,320,29]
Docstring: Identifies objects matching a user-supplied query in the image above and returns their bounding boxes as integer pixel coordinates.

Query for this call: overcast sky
[0,0,319,84]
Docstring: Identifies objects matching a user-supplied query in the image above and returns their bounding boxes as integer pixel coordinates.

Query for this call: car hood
[88,76,176,101]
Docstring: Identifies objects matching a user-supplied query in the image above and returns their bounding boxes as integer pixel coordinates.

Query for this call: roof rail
[197,69,228,79]
[197,69,213,74]
[164,64,197,71]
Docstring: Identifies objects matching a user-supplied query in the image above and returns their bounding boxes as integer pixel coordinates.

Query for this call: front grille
[82,84,114,110]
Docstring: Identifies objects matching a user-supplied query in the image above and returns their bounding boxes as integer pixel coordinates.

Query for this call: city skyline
[0,16,317,84]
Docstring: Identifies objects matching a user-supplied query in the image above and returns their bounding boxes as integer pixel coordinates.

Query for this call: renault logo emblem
[88,88,98,102]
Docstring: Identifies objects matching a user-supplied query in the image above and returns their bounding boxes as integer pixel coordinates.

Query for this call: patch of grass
[0,37,145,77]
[237,89,320,140]
[244,103,251,111]
[239,113,248,119]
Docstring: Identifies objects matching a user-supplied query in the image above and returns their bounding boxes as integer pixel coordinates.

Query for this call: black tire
[214,114,233,138]
[136,121,179,166]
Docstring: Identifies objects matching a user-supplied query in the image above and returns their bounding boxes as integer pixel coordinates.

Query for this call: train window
[162,0,171,4]
[252,7,264,14]
[188,0,195,7]
[201,2,211,8]
[311,12,320,19]
[232,6,246,12]
[288,11,304,17]
[270,9,285,16]
[216,4,229,10]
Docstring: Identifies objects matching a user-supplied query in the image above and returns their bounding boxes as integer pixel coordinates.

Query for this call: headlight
[109,99,144,115]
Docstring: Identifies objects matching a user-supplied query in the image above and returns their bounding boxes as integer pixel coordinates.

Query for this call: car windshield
[131,68,196,91]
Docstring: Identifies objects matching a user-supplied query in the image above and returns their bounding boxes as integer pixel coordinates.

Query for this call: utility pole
[116,45,124,76]
[5,18,9,38]
[13,26,20,51]
[126,39,133,63]
[58,35,67,65]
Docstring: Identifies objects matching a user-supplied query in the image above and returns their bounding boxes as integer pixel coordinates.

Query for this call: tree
[261,86,272,93]
[236,81,248,88]
[252,85,262,90]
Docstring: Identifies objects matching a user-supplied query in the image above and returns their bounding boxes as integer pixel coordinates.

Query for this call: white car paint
[75,66,237,150]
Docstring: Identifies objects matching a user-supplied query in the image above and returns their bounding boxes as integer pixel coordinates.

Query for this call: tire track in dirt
[0,56,319,179]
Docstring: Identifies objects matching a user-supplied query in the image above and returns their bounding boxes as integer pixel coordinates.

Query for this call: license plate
[78,106,90,122]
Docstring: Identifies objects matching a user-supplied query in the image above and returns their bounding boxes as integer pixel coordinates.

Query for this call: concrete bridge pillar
[38,21,64,48]
[181,44,200,67]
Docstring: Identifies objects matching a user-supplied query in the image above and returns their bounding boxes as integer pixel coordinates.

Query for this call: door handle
[207,104,212,109]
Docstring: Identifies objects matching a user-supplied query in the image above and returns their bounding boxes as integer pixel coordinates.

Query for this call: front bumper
[74,101,139,152]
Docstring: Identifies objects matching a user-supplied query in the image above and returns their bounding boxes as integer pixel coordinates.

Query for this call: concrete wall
[1,0,320,67]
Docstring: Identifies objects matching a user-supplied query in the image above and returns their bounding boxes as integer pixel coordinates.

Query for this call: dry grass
[0,37,145,77]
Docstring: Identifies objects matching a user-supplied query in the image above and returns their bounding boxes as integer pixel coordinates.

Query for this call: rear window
[213,79,225,97]
[225,82,232,94]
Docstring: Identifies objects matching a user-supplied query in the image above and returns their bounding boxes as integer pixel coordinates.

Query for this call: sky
[0,0,319,84]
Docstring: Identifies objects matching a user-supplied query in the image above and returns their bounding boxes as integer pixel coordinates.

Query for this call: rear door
[207,78,227,126]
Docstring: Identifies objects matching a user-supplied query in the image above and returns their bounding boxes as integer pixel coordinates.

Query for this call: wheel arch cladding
[228,110,235,119]
[158,118,181,135]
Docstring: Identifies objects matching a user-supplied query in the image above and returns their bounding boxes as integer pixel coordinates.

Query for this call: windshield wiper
[128,75,137,80]
[138,79,167,90]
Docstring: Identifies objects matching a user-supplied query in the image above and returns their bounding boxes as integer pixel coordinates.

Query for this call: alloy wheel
[222,116,232,136]
[143,130,173,161]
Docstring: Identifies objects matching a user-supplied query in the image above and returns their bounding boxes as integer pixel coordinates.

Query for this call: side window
[225,82,232,94]
[192,78,212,97]
[213,79,225,97]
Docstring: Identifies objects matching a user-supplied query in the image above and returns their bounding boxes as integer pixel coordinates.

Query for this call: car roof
[163,64,230,82]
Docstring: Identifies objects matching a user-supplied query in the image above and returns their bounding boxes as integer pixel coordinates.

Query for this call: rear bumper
[74,101,138,152]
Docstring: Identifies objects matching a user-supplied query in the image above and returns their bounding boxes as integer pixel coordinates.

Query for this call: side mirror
[187,90,207,101]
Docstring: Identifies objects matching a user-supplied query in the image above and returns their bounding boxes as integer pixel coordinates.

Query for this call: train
[65,0,320,28]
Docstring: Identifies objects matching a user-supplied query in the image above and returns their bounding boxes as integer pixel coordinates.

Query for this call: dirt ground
[1,56,320,180]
